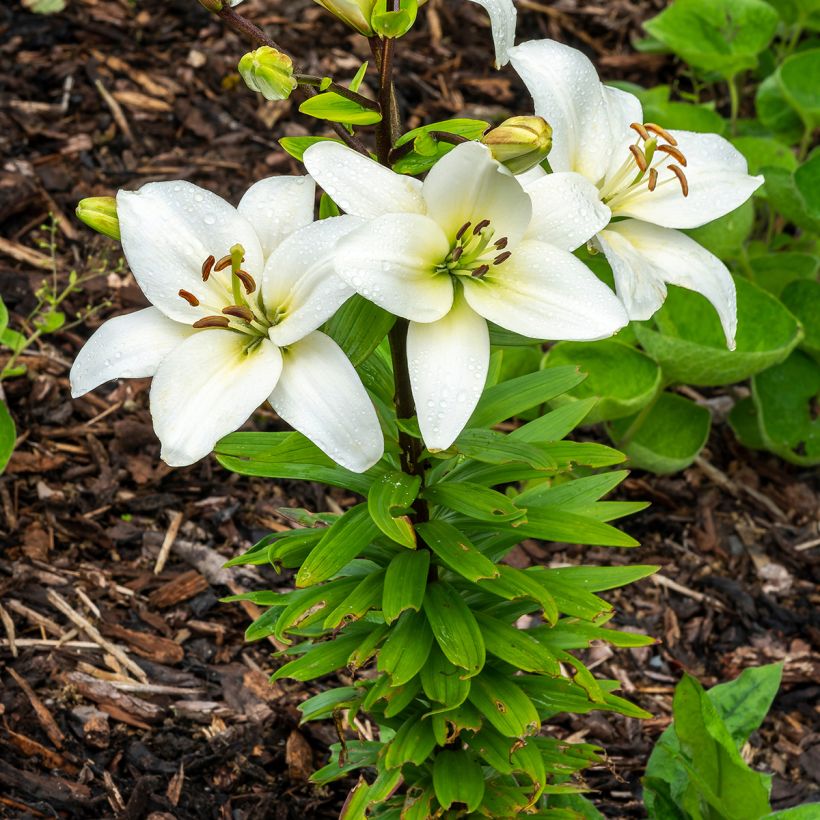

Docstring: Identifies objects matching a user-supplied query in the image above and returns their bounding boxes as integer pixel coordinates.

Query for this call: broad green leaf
[34,310,64,334]
[468,667,541,738]
[634,277,803,386]
[752,350,820,465]
[794,152,820,221]
[684,200,755,261]
[392,119,489,175]
[609,392,711,474]
[367,470,420,548]
[417,520,499,582]
[378,608,434,685]
[543,339,662,423]
[279,136,343,161]
[420,644,471,710]
[764,165,820,234]
[384,714,437,769]
[748,252,818,297]
[423,482,526,523]
[643,0,779,77]
[215,431,383,494]
[728,395,767,451]
[474,611,560,676]
[382,549,429,624]
[468,366,586,428]
[299,92,382,125]
[424,581,485,677]
[756,73,805,138]
[296,504,381,587]
[323,569,386,629]
[381,675,422,716]
[433,750,485,813]
[731,136,799,179]
[0,400,16,475]
[619,83,727,134]
[779,48,820,127]
[324,294,396,367]
[781,278,820,357]
[271,631,365,681]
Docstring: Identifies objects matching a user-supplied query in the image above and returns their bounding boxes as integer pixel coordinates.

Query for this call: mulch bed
[1,0,818,817]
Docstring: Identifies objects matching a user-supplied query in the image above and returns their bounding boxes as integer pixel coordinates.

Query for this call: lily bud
[76,197,120,241]
[197,0,223,12]
[313,0,376,36]
[238,47,297,101]
[482,116,553,175]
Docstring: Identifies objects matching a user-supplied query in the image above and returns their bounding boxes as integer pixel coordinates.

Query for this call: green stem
[727,73,741,134]
[612,388,663,450]
[798,120,814,161]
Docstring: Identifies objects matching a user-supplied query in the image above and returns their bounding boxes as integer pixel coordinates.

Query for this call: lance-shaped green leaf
[543,564,659,592]
[384,713,437,769]
[382,675,422,717]
[468,667,541,738]
[279,135,344,162]
[424,581,486,677]
[526,568,614,621]
[275,578,360,641]
[511,398,598,443]
[433,750,485,813]
[382,549,429,624]
[324,294,396,367]
[417,521,499,582]
[299,686,362,723]
[474,611,560,676]
[296,504,380,587]
[299,92,382,125]
[516,470,629,508]
[244,605,284,642]
[478,565,558,625]
[267,529,325,569]
[511,508,639,547]
[323,570,386,629]
[423,482,526,524]
[367,470,421,548]
[420,644,471,711]
[271,631,365,681]
[0,400,16,476]
[430,701,483,746]
[401,784,435,820]
[378,608,434,685]
[392,118,489,175]
[453,429,556,470]
[468,366,586,428]
[340,777,370,820]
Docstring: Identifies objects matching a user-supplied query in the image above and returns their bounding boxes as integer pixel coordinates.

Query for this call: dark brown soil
[0,0,818,817]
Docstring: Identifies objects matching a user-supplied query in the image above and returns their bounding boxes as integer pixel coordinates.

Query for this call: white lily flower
[508,39,765,348]
[70,177,384,472]
[304,140,627,451]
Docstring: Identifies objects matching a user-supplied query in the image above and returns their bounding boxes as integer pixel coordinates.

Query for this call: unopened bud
[313,0,376,36]
[482,116,553,175]
[238,47,297,101]
[197,0,223,12]
[76,197,120,241]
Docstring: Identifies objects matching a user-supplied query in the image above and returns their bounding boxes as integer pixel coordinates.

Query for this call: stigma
[437,219,512,279]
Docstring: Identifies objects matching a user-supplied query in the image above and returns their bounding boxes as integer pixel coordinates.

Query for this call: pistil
[438,218,513,279]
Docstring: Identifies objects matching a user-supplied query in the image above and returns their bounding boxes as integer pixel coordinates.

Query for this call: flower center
[178,243,271,342]
[435,219,512,280]
[599,122,690,210]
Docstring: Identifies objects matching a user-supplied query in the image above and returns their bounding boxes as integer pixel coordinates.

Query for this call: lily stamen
[222,305,255,321]
[494,251,511,265]
[629,144,648,173]
[648,168,658,192]
[657,144,688,166]
[644,122,677,146]
[630,122,650,141]
[669,164,689,196]
[473,219,491,235]
[494,237,508,250]
[178,289,200,306]
[201,255,215,281]
[456,222,471,240]
[214,255,232,272]
[193,316,230,329]
[471,264,490,278]
[451,246,464,262]
[235,270,256,294]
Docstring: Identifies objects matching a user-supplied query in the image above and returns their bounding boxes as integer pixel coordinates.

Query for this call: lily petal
[70,307,192,398]
[334,213,454,322]
[150,331,283,467]
[237,175,316,259]
[611,131,764,229]
[407,291,489,451]
[524,171,612,251]
[595,220,737,348]
[303,142,426,219]
[462,239,628,340]
[270,331,383,472]
[508,39,635,183]
[466,0,517,67]
[264,216,361,347]
[117,181,264,323]
[423,141,532,247]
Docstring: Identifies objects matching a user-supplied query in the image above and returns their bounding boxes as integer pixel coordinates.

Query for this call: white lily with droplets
[70,177,383,472]
[508,38,765,348]
[303,140,627,451]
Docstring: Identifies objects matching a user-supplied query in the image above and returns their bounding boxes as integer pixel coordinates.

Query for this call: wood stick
[0,602,17,657]
[7,667,65,748]
[4,599,65,637]
[154,510,184,575]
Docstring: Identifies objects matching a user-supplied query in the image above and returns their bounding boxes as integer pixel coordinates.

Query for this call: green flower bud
[197,0,223,12]
[482,116,553,175]
[238,47,297,102]
[313,0,377,36]
[76,197,120,241]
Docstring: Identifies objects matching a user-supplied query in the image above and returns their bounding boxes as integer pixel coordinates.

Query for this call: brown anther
[192,316,230,329]
[178,289,200,307]
[644,123,678,146]
[472,219,491,236]
[456,222,472,240]
[222,305,254,321]
[630,122,651,141]
[213,254,232,272]
[201,254,215,282]
[493,251,512,266]
[648,168,658,192]
[451,246,464,262]
[657,144,687,166]
[669,164,689,197]
[471,264,490,278]
[629,144,648,173]
[494,237,508,250]
[235,269,256,294]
